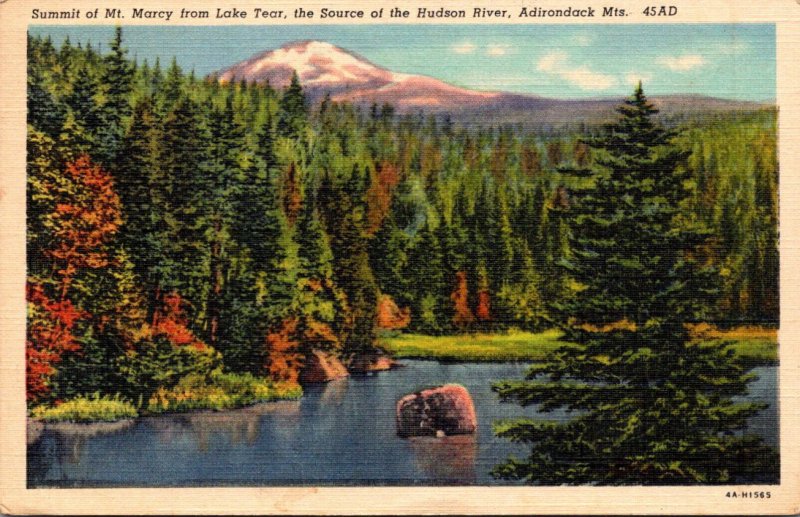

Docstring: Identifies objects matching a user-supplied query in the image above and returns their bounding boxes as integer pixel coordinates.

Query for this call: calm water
[27,361,778,487]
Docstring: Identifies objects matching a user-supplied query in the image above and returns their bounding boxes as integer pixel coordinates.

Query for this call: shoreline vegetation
[30,325,776,426]
[29,372,302,425]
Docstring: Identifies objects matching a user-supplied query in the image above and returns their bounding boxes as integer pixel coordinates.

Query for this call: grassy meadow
[382,326,778,365]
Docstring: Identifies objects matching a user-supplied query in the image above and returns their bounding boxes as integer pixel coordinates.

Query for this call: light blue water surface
[27,361,778,487]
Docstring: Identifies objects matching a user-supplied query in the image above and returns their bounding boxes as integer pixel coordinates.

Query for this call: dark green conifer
[493,85,777,485]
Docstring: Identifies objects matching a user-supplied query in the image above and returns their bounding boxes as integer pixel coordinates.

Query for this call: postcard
[1,0,799,513]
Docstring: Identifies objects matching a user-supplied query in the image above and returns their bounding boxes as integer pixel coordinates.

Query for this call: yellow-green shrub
[31,394,138,422]
[146,371,301,413]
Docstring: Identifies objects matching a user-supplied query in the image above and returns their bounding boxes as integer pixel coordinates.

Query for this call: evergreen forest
[26,29,779,484]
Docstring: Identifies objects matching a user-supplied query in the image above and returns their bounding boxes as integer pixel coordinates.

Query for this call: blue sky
[29,24,775,101]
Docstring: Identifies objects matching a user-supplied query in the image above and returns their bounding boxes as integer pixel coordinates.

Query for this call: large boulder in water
[299,350,349,384]
[396,384,477,438]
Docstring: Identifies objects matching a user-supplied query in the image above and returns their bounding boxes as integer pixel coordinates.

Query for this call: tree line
[26,29,778,406]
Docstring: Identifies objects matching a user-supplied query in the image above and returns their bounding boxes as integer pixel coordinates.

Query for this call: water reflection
[316,378,350,407]
[27,420,135,485]
[408,434,478,484]
[148,401,301,451]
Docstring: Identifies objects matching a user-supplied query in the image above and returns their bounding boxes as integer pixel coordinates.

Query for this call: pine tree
[27,47,64,137]
[493,85,777,485]
[406,221,446,333]
[369,212,411,306]
[159,57,183,112]
[749,140,779,323]
[116,97,163,314]
[221,156,296,374]
[63,63,101,155]
[204,90,245,346]
[319,169,379,358]
[96,26,133,166]
[292,198,347,358]
[158,94,211,319]
[276,71,306,140]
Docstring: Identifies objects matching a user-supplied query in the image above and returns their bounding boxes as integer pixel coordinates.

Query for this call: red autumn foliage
[26,282,85,402]
[151,292,207,350]
[47,155,122,294]
[476,290,491,321]
[266,318,303,383]
[450,271,475,329]
[27,156,121,402]
[377,294,411,330]
[475,268,492,322]
[365,162,400,234]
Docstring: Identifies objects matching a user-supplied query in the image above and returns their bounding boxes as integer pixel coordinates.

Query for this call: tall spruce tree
[493,85,777,485]
[116,96,164,316]
[276,71,307,140]
[97,26,133,166]
[319,169,379,358]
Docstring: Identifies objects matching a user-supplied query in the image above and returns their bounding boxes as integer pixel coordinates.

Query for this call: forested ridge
[26,29,778,412]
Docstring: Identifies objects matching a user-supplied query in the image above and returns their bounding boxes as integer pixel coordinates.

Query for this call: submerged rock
[396,384,477,438]
[299,350,349,384]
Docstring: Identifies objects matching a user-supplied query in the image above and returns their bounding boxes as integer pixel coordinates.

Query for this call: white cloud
[486,44,511,56]
[451,41,476,54]
[536,51,617,91]
[573,34,592,46]
[716,41,748,55]
[657,54,706,71]
[625,72,653,86]
[537,51,568,72]
[562,67,617,90]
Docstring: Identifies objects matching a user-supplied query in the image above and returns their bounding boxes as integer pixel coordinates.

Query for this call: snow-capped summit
[216,40,499,111]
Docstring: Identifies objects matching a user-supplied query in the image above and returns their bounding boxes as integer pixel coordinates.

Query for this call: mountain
[216,40,769,128]
[217,40,502,111]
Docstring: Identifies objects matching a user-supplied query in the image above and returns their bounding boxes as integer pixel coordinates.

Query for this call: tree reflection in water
[408,434,477,484]
[148,401,302,451]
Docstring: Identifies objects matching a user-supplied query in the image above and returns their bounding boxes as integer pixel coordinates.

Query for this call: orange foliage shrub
[365,162,400,234]
[476,290,491,321]
[450,271,475,329]
[151,292,207,350]
[47,155,122,293]
[266,318,303,384]
[377,294,411,330]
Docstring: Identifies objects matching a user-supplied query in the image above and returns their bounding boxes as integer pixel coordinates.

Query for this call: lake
[27,361,778,487]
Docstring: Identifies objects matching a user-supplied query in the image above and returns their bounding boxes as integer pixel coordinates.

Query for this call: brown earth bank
[348,352,403,374]
[299,350,350,383]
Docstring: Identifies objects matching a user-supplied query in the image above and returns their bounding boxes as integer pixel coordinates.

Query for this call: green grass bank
[382,327,778,365]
